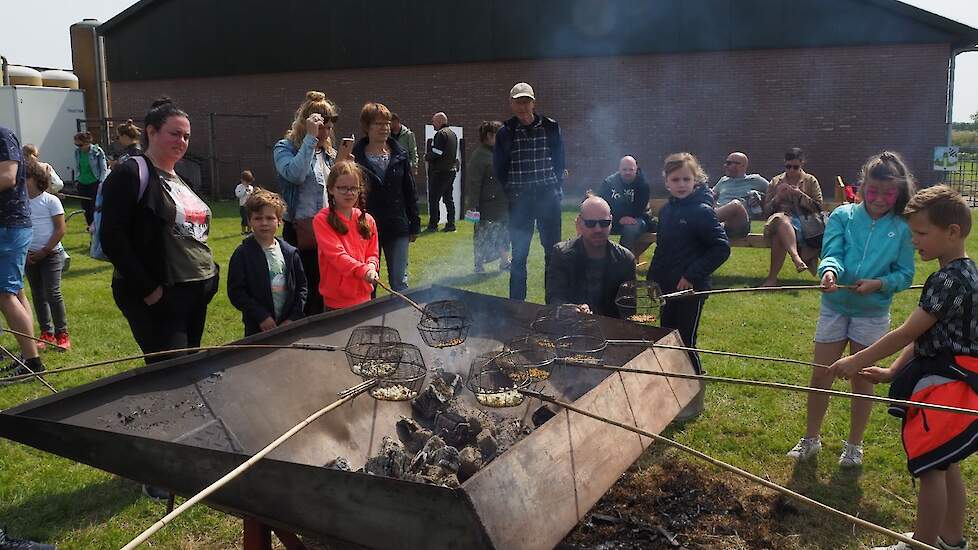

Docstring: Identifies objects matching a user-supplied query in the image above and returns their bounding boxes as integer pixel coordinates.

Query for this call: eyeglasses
[334,186,359,195]
[323,115,339,124]
[785,164,802,170]
[581,219,612,228]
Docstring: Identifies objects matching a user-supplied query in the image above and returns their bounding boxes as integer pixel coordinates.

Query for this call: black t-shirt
[916,257,978,357]
[0,126,29,228]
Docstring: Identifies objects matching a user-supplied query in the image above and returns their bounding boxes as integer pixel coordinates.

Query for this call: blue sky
[4,0,977,121]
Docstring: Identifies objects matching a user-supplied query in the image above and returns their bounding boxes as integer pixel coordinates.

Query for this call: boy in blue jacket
[228,191,307,336]
[649,153,731,420]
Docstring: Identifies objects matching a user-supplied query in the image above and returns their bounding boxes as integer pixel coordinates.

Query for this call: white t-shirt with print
[263,240,288,319]
[28,192,65,252]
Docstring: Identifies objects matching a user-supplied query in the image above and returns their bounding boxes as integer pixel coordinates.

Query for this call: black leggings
[78,182,98,227]
[659,295,707,374]
[113,276,219,363]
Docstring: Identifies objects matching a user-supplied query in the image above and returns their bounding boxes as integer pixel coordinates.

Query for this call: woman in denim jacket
[273,90,352,315]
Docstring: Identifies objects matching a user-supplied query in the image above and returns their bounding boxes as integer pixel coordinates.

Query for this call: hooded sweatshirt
[817,203,915,317]
[313,207,380,309]
[648,185,730,292]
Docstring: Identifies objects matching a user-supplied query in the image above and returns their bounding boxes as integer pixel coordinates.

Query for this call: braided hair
[326,161,372,239]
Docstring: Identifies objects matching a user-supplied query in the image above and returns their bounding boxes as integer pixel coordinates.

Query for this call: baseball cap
[510,82,535,100]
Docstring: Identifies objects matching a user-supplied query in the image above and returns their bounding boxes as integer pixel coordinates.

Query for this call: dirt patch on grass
[560,459,803,549]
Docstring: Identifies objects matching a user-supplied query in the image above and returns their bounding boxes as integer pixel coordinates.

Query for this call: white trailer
[0,86,86,182]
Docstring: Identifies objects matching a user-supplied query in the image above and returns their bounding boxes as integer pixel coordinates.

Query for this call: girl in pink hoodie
[313,161,380,309]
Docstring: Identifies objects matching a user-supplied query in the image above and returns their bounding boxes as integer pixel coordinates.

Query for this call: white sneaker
[872,543,913,550]
[873,535,968,550]
[786,437,821,460]
[839,441,864,467]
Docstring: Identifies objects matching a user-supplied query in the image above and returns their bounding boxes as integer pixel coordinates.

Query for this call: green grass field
[1,199,976,549]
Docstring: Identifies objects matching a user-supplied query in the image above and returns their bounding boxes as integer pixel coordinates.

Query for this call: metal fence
[941,147,978,207]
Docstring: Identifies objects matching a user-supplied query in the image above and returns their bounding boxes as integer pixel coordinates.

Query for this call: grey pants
[25,251,68,334]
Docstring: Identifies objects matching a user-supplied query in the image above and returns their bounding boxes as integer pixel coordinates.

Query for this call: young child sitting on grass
[227,190,307,336]
[829,185,977,550]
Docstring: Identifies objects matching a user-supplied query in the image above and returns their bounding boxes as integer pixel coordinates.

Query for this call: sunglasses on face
[321,115,339,124]
[785,164,801,170]
[581,219,612,228]
[724,160,741,166]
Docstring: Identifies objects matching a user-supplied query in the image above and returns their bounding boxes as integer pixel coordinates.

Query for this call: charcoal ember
[364,436,411,478]
[324,456,352,471]
[420,465,460,488]
[409,436,459,474]
[433,409,479,447]
[476,429,498,459]
[410,369,461,419]
[457,446,483,482]
[395,416,433,454]
[532,405,557,427]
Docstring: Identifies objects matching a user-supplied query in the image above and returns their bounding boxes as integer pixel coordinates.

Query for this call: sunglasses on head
[785,164,801,170]
[581,219,612,228]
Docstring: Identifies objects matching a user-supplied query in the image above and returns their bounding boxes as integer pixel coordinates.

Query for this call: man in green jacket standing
[391,114,418,177]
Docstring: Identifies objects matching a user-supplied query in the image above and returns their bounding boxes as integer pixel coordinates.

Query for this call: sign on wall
[933,146,959,171]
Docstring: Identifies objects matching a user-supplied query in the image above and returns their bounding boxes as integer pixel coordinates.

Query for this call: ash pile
[326,369,543,487]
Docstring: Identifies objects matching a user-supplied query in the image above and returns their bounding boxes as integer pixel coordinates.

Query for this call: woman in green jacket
[465,121,509,273]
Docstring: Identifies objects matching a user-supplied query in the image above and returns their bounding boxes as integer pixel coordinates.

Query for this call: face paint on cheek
[864,187,898,207]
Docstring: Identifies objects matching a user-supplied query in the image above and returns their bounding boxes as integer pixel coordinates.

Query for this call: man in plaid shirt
[493,82,566,300]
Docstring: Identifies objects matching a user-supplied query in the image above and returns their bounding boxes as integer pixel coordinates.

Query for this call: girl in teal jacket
[787,152,916,468]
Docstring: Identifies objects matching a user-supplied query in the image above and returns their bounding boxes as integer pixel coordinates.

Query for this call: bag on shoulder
[797,209,828,249]
[90,156,151,261]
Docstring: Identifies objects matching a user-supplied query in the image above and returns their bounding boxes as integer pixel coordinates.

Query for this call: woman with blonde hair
[22,144,64,194]
[273,90,353,315]
[113,119,143,167]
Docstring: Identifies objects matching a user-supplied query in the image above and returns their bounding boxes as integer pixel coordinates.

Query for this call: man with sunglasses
[711,152,769,238]
[494,82,566,301]
[545,195,635,317]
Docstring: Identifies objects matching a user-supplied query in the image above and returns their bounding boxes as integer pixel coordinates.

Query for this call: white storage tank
[6,65,43,86]
[41,70,79,89]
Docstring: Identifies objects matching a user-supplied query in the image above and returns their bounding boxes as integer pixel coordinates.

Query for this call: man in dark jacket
[493,82,566,301]
[424,112,459,232]
[597,155,654,253]
[546,196,635,318]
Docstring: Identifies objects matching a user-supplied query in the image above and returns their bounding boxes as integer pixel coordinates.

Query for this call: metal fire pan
[0,286,698,549]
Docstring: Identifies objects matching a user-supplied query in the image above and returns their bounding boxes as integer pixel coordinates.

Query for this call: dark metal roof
[97,0,978,82]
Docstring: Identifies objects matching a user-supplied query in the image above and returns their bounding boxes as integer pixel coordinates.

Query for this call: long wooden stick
[661,284,923,300]
[1,327,70,351]
[558,361,978,418]
[0,343,342,384]
[522,389,939,550]
[376,280,429,317]
[120,380,375,550]
[0,343,57,393]
[606,340,827,369]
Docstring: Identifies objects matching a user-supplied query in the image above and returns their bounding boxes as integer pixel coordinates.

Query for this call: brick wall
[109,42,950,201]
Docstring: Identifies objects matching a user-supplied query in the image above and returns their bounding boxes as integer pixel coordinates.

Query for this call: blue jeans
[616,218,649,251]
[0,226,31,294]
[507,186,562,300]
[380,236,410,292]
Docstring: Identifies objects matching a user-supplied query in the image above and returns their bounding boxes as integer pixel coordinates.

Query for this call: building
[94,0,978,200]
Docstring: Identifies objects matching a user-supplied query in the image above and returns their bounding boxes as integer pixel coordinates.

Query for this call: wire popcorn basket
[614,280,663,324]
[495,348,557,382]
[345,326,402,376]
[466,351,531,408]
[361,343,428,401]
[417,300,471,348]
[554,335,607,366]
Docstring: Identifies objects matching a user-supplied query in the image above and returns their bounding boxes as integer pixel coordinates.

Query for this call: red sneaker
[38,331,55,351]
[54,331,71,351]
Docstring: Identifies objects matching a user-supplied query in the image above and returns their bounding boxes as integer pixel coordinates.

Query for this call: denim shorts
[0,226,32,294]
[814,305,890,347]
